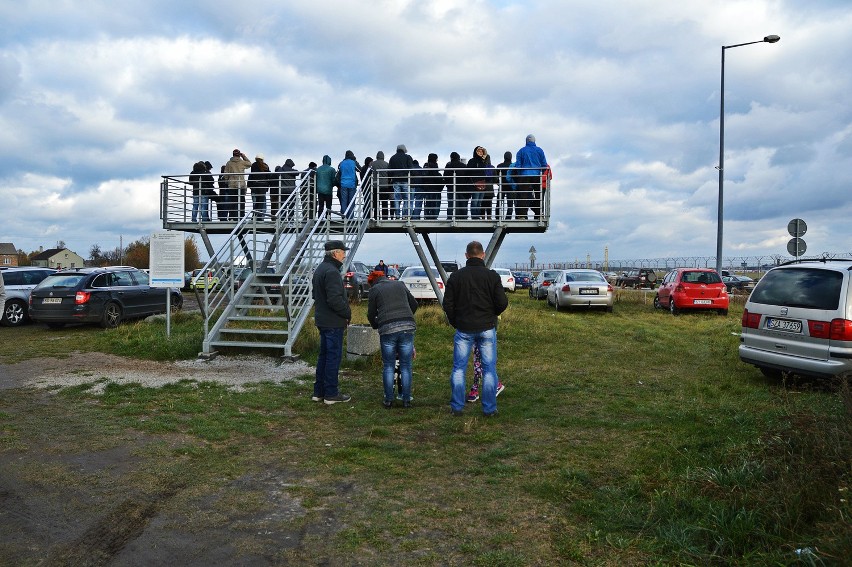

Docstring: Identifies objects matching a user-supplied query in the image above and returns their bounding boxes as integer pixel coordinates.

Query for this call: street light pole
[716,34,780,276]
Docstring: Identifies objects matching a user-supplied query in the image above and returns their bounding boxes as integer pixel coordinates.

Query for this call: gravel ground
[0,352,315,393]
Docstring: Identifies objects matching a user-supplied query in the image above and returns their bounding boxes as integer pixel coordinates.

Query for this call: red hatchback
[654,268,729,316]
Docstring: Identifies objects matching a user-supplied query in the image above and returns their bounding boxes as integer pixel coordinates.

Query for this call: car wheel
[606,305,613,313]
[669,298,679,316]
[101,301,123,329]
[653,295,661,309]
[718,308,728,316]
[171,292,183,311]
[1,299,28,327]
[47,322,66,330]
[553,296,560,311]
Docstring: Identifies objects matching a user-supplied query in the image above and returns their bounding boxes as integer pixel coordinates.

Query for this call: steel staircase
[194,177,371,359]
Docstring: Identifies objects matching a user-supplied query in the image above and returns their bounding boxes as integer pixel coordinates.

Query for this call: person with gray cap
[311,240,353,404]
[388,144,414,218]
[514,134,549,219]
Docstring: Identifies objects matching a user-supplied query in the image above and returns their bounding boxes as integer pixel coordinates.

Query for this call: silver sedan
[546,269,614,312]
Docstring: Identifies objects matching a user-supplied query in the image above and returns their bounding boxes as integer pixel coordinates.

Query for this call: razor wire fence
[510,251,852,275]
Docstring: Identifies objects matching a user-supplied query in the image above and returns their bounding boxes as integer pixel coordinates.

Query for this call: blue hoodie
[337,150,361,189]
[515,140,548,177]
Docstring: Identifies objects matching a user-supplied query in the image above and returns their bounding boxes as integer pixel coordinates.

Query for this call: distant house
[0,242,17,267]
[31,247,85,269]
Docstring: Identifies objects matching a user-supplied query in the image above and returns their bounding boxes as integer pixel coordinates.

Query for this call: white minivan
[739,259,852,379]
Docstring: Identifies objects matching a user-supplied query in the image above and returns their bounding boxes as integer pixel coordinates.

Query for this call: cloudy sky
[2,0,850,268]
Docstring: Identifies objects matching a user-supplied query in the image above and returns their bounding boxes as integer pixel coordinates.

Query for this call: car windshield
[34,274,86,289]
[682,271,722,284]
[750,268,843,310]
[566,271,605,282]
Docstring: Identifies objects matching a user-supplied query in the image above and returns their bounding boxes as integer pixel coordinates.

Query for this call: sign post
[786,219,807,261]
[149,231,185,337]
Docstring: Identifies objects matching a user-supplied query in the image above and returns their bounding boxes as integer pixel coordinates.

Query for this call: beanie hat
[397,144,407,153]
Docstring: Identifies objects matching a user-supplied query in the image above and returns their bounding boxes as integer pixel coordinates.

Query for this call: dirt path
[0,354,358,566]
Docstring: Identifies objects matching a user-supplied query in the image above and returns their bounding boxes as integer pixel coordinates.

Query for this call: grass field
[1,290,849,565]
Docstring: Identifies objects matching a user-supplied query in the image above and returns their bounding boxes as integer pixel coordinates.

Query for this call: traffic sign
[787,237,807,257]
[787,218,807,238]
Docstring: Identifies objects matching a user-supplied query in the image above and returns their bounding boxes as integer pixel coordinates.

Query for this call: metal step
[228,315,290,322]
[208,340,288,349]
[219,328,289,335]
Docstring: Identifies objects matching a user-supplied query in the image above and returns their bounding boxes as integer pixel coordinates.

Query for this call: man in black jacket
[443,241,508,417]
[388,144,414,218]
[312,240,353,404]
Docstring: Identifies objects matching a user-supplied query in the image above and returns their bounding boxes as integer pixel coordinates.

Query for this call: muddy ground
[0,353,371,566]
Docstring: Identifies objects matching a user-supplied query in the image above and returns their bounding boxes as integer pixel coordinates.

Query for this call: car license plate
[411,283,427,289]
[693,299,711,305]
[579,288,598,295]
[765,317,803,333]
[42,298,62,304]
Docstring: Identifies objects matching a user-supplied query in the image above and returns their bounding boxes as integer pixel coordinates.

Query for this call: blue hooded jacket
[515,139,548,177]
[337,150,361,189]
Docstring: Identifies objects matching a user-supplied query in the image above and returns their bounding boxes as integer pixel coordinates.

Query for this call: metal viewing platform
[160,167,550,357]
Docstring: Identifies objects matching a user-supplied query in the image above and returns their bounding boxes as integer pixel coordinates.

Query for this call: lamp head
[764,35,781,43]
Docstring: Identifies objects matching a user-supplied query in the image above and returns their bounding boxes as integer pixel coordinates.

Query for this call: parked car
[188,268,219,290]
[739,259,852,379]
[653,268,729,316]
[440,261,459,274]
[494,268,516,292]
[399,266,444,301]
[722,274,755,293]
[0,267,56,326]
[343,260,371,301]
[615,268,658,289]
[545,269,614,312]
[512,271,532,289]
[29,266,183,329]
[529,269,563,300]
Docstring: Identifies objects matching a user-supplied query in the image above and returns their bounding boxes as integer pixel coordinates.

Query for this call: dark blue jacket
[312,256,351,328]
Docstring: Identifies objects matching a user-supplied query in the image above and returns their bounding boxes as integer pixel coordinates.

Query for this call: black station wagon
[29,266,182,329]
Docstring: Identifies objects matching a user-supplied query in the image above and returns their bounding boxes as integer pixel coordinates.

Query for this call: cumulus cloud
[1,0,850,266]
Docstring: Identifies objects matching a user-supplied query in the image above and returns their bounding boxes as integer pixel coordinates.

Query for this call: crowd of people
[186,135,550,223]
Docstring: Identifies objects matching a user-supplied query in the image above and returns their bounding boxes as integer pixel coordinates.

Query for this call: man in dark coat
[443,241,508,417]
[311,240,353,404]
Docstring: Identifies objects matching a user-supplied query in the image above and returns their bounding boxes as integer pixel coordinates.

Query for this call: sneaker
[311,395,323,402]
[451,408,464,416]
[382,399,393,409]
[496,383,505,397]
[466,387,480,403]
[323,393,352,405]
[484,411,498,418]
[395,393,414,402]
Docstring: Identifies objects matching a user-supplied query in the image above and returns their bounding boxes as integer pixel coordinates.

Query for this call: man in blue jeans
[442,241,509,417]
[311,240,352,404]
[367,270,418,408]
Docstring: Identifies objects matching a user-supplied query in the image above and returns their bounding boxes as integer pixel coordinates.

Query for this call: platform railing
[160,167,550,226]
